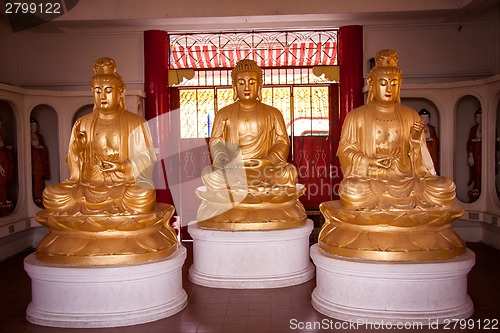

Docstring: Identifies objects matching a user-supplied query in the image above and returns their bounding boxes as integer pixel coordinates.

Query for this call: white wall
[1,20,497,90]
[0,32,18,86]
[13,32,144,91]
[364,21,499,83]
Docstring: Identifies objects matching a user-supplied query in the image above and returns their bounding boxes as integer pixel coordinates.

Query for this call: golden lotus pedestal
[311,200,475,324]
[196,184,307,231]
[190,184,313,288]
[318,200,466,261]
[35,203,178,265]
[25,203,187,328]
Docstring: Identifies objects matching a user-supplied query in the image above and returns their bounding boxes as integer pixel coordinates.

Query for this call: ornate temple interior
[1,0,500,332]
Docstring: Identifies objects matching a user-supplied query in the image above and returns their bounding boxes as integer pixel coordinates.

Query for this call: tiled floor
[0,242,499,333]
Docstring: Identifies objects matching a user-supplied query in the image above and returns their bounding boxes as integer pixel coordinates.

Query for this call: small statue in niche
[419,109,440,175]
[467,109,482,202]
[30,117,50,208]
[0,118,14,216]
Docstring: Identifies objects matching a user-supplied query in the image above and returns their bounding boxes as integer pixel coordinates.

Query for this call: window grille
[179,85,329,139]
[169,30,338,70]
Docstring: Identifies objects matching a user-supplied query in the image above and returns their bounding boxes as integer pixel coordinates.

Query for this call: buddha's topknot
[92,57,125,89]
[231,59,263,83]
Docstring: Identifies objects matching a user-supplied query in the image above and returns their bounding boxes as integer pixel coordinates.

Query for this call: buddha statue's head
[231,59,263,102]
[91,57,126,113]
[30,117,38,133]
[367,49,402,104]
[419,109,431,125]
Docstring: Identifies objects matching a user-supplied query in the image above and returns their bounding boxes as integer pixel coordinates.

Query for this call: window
[179,85,329,138]
[292,86,329,136]
[171,30,337,139]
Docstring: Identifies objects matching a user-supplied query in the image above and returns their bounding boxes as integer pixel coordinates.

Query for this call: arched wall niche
[454,95,482,204]
[402,98,441,174]
[0,100,18,216]
[30,104,59,208]
[494,94,500,205]
[72,104,93,126]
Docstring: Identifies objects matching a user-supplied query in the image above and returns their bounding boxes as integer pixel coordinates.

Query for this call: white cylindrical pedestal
[24,246,188,328]
[188,220,315,289]
[310,244,475,325]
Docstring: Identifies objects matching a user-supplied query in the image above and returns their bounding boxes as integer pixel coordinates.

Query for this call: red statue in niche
[419,109,440,175]
[0,118,14,215]
[30,117,50,208]
[467,109,482,202]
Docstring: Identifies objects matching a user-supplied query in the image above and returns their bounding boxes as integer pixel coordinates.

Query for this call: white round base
[310,244,475,325]
[188,220,315,289]
[24,246,188,328]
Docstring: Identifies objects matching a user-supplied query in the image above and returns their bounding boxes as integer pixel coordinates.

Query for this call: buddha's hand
[370,157,392,169]
[99,160,123,173]
[411,121,425,141]
[244,158,272,169]
[73,121,87,153]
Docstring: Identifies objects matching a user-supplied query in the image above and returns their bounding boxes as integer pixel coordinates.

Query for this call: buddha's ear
[366,77,373,103]
[396,77,402,102]
[257,81,262,101]
[232,86,238,101]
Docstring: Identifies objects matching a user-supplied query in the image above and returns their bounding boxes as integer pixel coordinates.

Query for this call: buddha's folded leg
[273,163,298,187]
[339,177,378,210]
[123,186,156,213]
[43,183,77,213]
[201,165,229,191]
[422,176,457,208]
[202,165,248,191]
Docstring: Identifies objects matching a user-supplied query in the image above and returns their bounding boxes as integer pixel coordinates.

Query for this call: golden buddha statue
[318,50,465,261]
[197,59,306,230]
[35,57,178,265]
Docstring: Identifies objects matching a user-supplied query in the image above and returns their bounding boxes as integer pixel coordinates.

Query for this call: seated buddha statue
[43,58,156,215]
[338,49,455,210]
[318,50,465,261]
[197,59,306,230]
[36,58,177,265]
